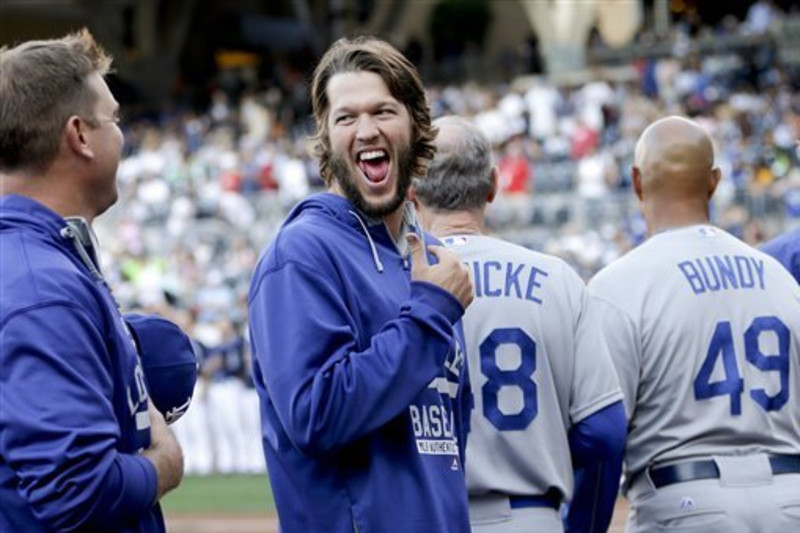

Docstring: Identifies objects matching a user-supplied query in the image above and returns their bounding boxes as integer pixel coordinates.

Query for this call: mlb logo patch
[679,496,695,511]
[696,226,717,238]
[443,236,469,247]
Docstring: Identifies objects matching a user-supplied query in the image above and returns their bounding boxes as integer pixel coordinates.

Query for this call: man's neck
[644,201,710,236]
[2,170,95,223]
[422,209,485,238]
[382,207,406,241]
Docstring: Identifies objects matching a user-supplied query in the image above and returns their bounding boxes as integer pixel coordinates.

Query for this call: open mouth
[357,149,390,183]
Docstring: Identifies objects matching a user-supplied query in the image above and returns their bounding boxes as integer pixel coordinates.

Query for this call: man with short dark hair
[0,29,183,532]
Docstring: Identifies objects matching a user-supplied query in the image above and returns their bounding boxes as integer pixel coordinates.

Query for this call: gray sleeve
[586,294,639,421]
[569,284,625,423]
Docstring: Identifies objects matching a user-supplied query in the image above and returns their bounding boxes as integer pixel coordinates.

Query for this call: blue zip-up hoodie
[761,225,800,284]
[248,193,471,532]
[0,195,162,532]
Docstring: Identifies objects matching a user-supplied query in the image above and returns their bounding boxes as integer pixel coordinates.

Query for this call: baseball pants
[626,453,800,532]
[469,493,563,532]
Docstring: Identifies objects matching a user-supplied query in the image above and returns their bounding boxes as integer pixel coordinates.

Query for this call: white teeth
[359,150,386,161]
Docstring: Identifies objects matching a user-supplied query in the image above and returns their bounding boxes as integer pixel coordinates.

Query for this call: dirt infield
[609,497,630,532]
[165,514,278,533]
[165,498,630,532]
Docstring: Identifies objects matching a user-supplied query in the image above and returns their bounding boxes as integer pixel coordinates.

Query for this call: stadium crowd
[93,6,800,474]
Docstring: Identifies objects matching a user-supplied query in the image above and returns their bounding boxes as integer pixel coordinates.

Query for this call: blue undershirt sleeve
[565,401,626,533]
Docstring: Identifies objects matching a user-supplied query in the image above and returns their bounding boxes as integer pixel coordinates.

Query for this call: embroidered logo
[697,226,717,238]
[679,497,695,512]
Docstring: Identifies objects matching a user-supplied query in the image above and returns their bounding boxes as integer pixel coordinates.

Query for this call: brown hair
[0,28,112,173]
[310,36,436,185]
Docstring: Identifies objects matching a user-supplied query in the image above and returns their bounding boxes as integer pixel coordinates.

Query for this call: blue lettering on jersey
[484,261,503,297]
[678,255,765,294]
[469,260,548,303]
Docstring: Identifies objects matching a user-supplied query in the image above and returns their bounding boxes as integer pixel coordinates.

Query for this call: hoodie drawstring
[60,221,104,282]
[349,210,385,273]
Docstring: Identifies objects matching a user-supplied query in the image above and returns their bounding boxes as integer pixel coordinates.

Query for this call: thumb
[405,232,428,267]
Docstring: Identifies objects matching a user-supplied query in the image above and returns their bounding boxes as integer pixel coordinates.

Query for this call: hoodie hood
[284,192,425,273]
[0,194,66,236]
[1,195,103,281]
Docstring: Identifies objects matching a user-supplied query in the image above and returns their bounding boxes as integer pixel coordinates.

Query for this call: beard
[329,143,416,219]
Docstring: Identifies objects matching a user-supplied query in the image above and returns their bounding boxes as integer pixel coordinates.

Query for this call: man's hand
[406,233,474,309]
[141,402,184,501]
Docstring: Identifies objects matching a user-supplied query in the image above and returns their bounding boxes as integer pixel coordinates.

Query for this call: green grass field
[159,475,628,533]
[161,475,276,514]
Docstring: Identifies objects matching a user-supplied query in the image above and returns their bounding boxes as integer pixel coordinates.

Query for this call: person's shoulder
[0,238,90,322]
[469,235,589,293]
[256,196,354,274]
[751,238,800,288]
[510,240,585,283]
[461,235,581,277]
[587,243,647,295]
[760,226,800,259]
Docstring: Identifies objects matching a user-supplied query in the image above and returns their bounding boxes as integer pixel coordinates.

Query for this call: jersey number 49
[694,316,790,415]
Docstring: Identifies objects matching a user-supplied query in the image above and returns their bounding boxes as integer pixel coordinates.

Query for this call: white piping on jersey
[428,376,459,399]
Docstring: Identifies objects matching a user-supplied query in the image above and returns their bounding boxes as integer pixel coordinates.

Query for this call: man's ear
[65,116,94,160]
[407,183,420,210]
[487,166,499,204]
[632,166,644,202]
[708,167,721,199]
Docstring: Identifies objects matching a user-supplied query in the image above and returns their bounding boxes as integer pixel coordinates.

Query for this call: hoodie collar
[0,194,67,237]
[288,192,425,272]
[1,194,104,281]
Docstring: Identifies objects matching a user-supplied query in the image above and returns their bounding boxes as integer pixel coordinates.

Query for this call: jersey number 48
[694,316,790,415]
[480,327,538,431]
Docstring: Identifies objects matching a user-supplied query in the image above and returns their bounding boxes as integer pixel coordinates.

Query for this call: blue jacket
[248,193,471,532]
[0,195,162,532]
[760,226,800,284]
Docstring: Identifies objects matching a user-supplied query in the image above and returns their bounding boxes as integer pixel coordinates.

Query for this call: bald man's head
[633,116,719,200]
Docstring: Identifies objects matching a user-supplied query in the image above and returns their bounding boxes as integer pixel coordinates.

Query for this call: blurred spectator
[744,0,781,35]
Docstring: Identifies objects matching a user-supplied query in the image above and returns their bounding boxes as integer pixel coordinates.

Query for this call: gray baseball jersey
[442,234,623,500]
[588,225,800,482]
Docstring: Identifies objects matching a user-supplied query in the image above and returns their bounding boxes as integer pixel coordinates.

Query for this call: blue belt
[649,454,800,489]
[509,492,560,510]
